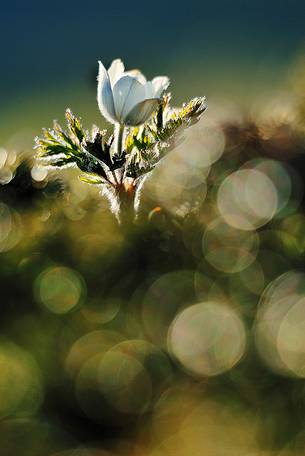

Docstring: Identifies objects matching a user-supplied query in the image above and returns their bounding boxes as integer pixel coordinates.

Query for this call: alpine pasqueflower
[97,58,169,126]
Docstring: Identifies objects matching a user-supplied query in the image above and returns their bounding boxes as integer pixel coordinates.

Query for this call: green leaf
[35,141,72,157]
[79,174,106,185]
[65,109,85,144]
[48,156,77,167]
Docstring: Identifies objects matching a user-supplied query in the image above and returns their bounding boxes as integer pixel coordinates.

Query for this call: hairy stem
[113,123,136,224]
[111,170,119,186]
[115,123,125,158]
[118,182,136,225]
[110,123,125,188]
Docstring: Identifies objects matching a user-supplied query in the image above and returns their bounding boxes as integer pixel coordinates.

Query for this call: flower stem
[111,170,119,186]
[114,124,135,224]
[115,123,125,157]
[110,123,125,187]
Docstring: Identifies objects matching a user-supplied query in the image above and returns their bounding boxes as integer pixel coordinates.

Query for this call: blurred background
[2,0,305,143]
[1,1,305,455]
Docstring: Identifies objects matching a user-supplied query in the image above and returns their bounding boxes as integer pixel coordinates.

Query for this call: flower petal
[124,98,159,126]
[108,58,125,87]
[152,76,170,98]
[145,81,154,99]
[112,75,146,123]
[124,69,146,85]
[97,61,117,124]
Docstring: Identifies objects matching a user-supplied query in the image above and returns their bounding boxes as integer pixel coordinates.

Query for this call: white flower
[97,58,170,126]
